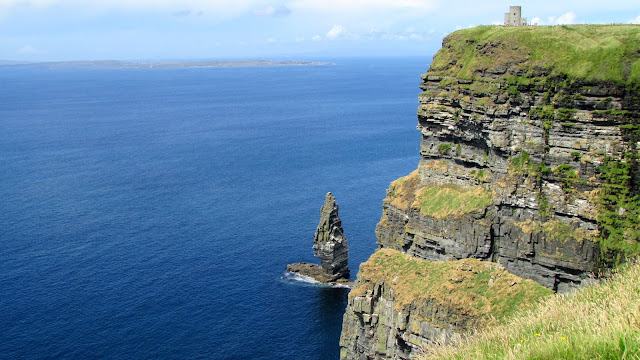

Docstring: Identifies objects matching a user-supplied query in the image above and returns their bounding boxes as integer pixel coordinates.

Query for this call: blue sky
[2,0,640,61]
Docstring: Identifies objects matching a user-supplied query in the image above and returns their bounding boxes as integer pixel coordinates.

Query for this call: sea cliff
[339,249,551,359]
[341,24,640,359]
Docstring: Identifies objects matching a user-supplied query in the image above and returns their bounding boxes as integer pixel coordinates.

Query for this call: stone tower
[504,6,527,26]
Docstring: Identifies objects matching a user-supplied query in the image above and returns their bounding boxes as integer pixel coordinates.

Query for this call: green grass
[438,143,453,153]
[417,184,493,219]
[542,220,592,244]
[596,158,640,263]
[350,249,553,324]
[429,25,640,85]
[514,220,594,244]
[424,260,640,360]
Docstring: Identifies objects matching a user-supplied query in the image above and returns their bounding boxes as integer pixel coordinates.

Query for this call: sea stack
[313,192,350,280]
[286,192,350,284]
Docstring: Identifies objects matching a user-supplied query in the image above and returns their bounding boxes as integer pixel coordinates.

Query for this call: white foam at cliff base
[282,272,321,285]
[280,272,351,289]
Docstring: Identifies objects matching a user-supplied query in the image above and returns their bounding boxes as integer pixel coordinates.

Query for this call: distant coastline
[0,59,331,69]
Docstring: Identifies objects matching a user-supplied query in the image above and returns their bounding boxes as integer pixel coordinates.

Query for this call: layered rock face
[314,192,350,280]
[376,26,640,293]
[340,25,640,360]
[339,249,552,360]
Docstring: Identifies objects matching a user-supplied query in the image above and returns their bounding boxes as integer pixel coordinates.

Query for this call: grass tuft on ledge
[351,249,552,324]
[417,184,493,219]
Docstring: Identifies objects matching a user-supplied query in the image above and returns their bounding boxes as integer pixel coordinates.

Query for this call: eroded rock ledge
[339,249,551,360]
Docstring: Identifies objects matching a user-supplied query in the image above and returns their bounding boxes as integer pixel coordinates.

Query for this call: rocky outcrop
[340,25,640,360]
[376,26,640,293]
[314,192,350,279]
[287,192,350,283]
[339,249,552,360]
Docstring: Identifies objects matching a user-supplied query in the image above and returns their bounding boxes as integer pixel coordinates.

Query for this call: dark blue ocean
[0,57,426,360]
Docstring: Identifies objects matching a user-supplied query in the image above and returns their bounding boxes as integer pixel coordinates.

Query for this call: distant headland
[0,59,330,69]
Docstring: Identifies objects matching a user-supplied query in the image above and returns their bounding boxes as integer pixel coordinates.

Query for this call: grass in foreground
[424,260,640,360]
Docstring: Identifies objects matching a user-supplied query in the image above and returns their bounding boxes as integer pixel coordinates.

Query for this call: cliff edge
[340,249,551,360]
[341,24,640,359]
[377,24,640,293]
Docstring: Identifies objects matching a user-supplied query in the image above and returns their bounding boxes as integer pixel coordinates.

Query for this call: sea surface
[0,57,428,359]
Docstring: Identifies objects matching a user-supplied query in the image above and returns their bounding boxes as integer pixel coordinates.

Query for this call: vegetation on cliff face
[385,167,493,218]
[416,24,640,268]
[597,158,640,265]
[350,249,552,323]
[428,25,640,84]
[424,260,640,360]
[417,185,492,219]
[344,25,640,359]
[386,170,420,210]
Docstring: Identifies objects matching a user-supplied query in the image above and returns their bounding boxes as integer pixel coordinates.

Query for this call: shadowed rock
[286,192,350,284]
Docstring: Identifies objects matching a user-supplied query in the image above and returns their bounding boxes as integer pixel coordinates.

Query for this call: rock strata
[376,26,640,293]
[340,25,640,360]
[313,192,350,280]
[339,249,552,360]
[287,192,350,284]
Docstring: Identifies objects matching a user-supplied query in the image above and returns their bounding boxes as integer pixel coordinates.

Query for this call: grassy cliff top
[425,260,640,360]
[428,25,640,84]
[351,249,552,323]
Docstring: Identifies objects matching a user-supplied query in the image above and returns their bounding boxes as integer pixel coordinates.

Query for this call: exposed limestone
[287,192,350,284]
[339,249,552,360]
[374,28,640,293]
[339,25,640,360]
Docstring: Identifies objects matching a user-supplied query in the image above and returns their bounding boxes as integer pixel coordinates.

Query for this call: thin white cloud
[17,44,38,54]
[531,12,578,25]
[326,24,344,39]
[629,14,640,24]
[555,11,577,24]
[361,28,430,42]
[2,0,56,8]
[311,35,322,41]
[171,10,203,17]
[253,5,291,17]
[0,0,276,19]
[288,0,436,15]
